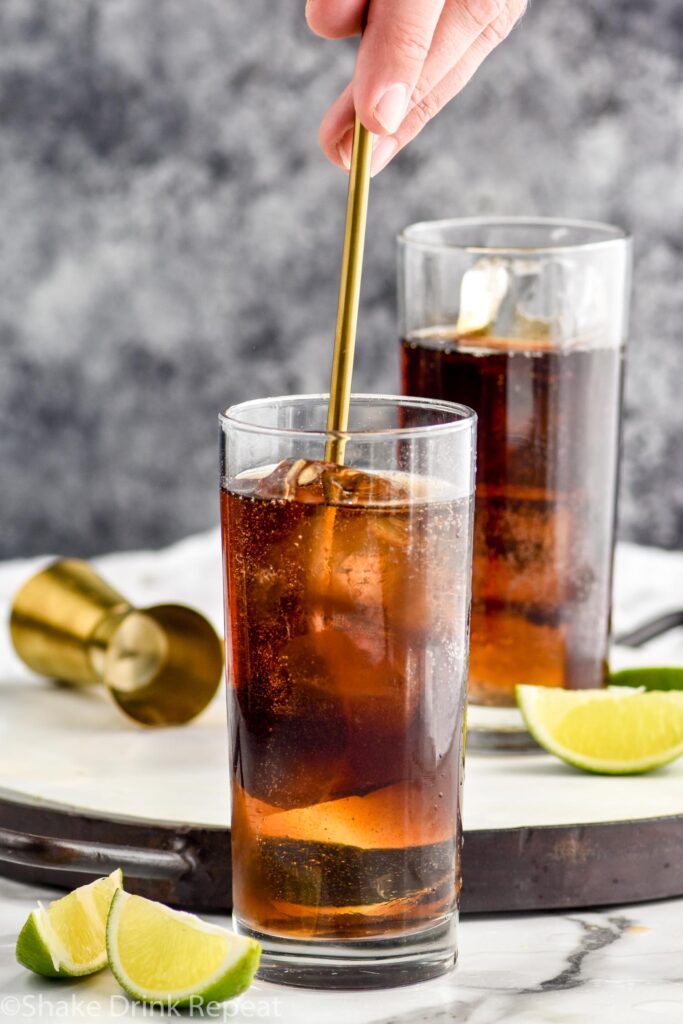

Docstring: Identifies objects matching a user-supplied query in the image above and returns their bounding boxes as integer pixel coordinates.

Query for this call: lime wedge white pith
[16,869,123,977]
[106,890,260,1006]
[516,685,683,774]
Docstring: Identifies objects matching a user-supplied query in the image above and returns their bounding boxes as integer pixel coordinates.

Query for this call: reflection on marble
[0,875,682,1023]
[0,0,682,558]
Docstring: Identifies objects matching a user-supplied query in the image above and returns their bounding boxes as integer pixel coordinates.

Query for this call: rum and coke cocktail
[399,219,631,731]
[220,395,476,986]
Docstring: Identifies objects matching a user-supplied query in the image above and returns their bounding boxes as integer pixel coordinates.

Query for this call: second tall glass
[399,218,632,744]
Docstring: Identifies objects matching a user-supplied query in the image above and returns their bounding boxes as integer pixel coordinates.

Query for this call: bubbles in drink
[221,461,471,937]
[402,329,623,705]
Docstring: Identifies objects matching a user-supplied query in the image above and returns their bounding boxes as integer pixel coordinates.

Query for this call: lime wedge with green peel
[16,869,123,977]
[516,685,683,774]
[106,890,260,1007]
[610,667,683,692]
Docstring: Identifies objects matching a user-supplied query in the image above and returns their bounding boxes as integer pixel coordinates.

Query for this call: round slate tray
[0,674,682,913]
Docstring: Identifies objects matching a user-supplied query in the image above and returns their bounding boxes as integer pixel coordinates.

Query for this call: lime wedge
[106,890,260,1007]
[610,666,683,691]
[16,869,123,977]
[516,685,683,774]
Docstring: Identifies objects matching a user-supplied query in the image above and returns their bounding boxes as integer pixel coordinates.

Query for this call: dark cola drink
[402,329,625,706]
[221,458,472,939]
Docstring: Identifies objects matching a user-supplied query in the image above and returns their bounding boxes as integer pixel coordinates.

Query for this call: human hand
[306,0,527,175]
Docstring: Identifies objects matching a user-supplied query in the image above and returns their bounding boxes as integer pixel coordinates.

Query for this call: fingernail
[370,136,398,176]
[373,83,409,134]
[336,128,353,170]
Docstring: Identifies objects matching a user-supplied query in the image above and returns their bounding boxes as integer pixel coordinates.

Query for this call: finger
[409,0,513,112]
[319,83,356,170]
[305,0,365,39]
[371,1,527,175]
[319,84,400,172]
[319,0,527,172]
[353,0,446,135]
[316,0,505,163]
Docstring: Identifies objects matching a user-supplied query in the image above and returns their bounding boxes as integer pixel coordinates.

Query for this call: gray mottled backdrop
[1,0,681,557]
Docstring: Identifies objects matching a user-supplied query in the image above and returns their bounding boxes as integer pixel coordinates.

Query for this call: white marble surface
[0,532,682,1019]
[0,874,682,1023]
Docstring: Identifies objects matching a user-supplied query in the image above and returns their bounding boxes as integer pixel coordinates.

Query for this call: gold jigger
[9,559,224,726]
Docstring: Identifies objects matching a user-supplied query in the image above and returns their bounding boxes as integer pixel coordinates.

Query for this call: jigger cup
[9,559,224,726]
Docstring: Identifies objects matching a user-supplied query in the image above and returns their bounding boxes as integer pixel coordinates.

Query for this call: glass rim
[398,215,632,256]
[219,393,477,441]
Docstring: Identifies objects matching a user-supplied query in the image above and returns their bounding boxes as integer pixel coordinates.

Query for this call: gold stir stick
[325,112,374,464]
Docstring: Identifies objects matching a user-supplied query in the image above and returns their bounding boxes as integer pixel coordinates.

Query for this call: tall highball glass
[219,395,476,988]
[399,218,632,747]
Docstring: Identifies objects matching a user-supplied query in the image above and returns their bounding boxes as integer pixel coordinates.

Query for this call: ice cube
[239,460,464,809]
[235,620,419,809]
[255,459,410,507]
[320,463,410,507]
[508,259,607,343]
[457,256,608,345]
[254,458,327,503]
[456,258,511,335]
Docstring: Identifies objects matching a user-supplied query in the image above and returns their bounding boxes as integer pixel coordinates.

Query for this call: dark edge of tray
[0,792,229,912]
[0,791,681,914]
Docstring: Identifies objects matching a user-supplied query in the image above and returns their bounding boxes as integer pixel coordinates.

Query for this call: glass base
[466,703,541,752]
[234,915,458,989]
